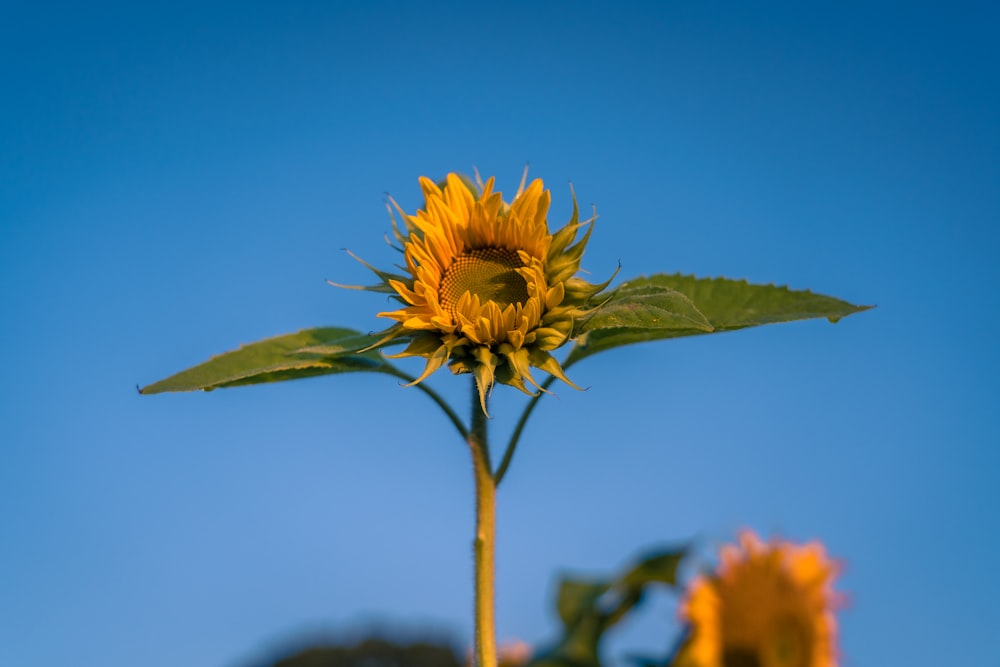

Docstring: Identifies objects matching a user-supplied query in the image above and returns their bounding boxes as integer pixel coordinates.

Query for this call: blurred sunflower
[677,531,841,667]
[353,171,612,413]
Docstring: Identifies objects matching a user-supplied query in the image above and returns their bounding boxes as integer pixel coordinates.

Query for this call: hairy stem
[469,381,497,667]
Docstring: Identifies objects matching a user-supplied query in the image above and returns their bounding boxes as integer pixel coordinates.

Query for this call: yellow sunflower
[677,531,841,667]
[354,170,611,413]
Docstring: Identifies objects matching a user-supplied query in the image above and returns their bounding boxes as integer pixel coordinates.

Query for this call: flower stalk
[468,379,497,667]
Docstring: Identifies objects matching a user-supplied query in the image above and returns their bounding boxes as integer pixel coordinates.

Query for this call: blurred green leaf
[530,547,688,667]
[568,273,872,364]
[527,577,608,667]
[556,578,610,629]
[619,548,685,589]
[139,327,389,394]
[538,620,605,667]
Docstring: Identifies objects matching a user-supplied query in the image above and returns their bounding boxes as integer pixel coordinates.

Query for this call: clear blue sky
[2,2,997,665]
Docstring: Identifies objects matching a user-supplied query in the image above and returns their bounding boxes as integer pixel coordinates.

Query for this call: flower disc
[439,248,529,317]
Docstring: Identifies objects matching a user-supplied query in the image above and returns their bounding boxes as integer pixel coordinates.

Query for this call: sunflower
[353,170,612,413]
[677,531,841,667]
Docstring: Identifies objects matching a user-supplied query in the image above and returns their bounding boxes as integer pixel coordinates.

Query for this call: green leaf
[567,273,872,364]
[532,615,605,667]
[139,327,389,394]
[556,578,610,629]
[528,577,610,667]
[530,547,688,667]
[599,547,686,631]
[643,273,873,327]
[619,548,685,589]
[575,284,713,336]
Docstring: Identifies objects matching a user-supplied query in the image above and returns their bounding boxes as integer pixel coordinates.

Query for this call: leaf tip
[827,303,876,323]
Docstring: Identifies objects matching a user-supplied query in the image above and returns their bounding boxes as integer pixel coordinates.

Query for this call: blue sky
[1,2,997,665]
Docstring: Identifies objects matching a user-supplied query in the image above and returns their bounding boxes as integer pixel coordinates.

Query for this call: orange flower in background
[465,640,532,667]
[678,531,841,667]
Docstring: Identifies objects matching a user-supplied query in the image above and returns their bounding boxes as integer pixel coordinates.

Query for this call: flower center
[761,615,809,667]
[721,614,809,667]
[722,648,761,667]
[439,247,529,317]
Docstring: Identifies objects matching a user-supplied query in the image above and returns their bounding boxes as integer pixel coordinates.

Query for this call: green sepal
[472,346,499,416]
[384,333,441,359]
[549,220,596,285]
[528,349,582,390]
[548,183,582,257]
[400,342,451,386]
[139,327,392,394]
[494,350,539,397]
[332,249,412,293]
[563,265,620,305]
[386,196,419,247]
[549,221,586,259]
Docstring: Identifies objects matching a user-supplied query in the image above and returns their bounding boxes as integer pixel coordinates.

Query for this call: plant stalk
[468,381,497,667]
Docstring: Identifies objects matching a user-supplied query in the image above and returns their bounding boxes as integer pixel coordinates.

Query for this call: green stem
[493,375,557,487]
[468,380,497,667]
[383,368,468,441]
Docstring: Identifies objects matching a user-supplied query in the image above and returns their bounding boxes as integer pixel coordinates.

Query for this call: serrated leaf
[644,273,873,327]
[139,327,389,394]
[567,273,872,365]
[576,285,713,335]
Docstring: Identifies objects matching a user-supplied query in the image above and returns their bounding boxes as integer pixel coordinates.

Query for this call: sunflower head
[353,170,611,413]
[678,531,842,667]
